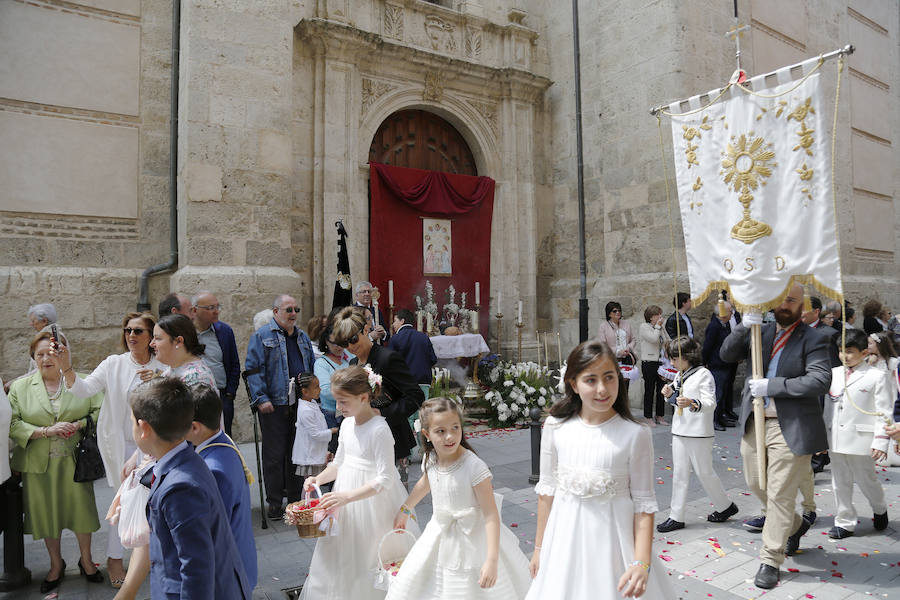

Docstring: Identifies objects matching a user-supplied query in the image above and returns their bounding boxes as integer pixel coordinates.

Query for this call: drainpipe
[137,0,180,312]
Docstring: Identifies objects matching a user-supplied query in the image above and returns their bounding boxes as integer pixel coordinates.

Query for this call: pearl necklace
[129,352,152,368]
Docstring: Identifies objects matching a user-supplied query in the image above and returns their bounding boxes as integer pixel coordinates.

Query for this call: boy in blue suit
[186,385,258,588]
[130,378,251,600]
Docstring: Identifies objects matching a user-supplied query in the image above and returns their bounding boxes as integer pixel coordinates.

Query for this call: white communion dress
[525,414,674,600]
[299,415,418,600]
[386,449,532,600]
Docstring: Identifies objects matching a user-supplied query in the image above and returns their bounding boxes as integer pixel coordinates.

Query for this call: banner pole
[750,323,767,491]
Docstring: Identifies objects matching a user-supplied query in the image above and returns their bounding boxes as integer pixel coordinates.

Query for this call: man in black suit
[666,292,695,340]
[802,296,841,476]
[388,309,437,385]
[703,301,740,430]
[353,281,389,344]
[720,283,832,590]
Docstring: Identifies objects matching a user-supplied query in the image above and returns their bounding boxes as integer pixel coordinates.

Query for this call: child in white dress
[291,373,338,480]
[387,398,531,600]
[527,340,673,599]
[300,366,418,600]
[656,337,737,532]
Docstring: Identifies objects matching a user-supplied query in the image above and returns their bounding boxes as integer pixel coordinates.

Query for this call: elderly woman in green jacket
[9,331,104,593]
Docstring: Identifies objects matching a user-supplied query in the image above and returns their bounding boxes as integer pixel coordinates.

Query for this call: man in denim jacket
[245,294,315,520]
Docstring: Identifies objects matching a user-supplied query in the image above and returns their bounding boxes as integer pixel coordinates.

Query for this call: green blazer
[8,371,103,474]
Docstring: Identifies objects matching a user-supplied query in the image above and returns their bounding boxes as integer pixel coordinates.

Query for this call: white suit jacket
[670,367,717,438]
[826,362,893,455]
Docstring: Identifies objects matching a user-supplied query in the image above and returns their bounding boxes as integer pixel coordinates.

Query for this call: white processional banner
[668,65,842,312]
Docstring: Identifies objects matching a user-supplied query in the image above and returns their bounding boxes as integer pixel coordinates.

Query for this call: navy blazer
[704,315,739,370]
[147,444,251,600]
[720,321,831,455]
[212,321,241,397]
[388,325,438,384]
[197,431,258,589]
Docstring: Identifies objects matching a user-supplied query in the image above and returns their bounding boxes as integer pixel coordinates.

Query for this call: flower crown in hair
[363,364,382,391]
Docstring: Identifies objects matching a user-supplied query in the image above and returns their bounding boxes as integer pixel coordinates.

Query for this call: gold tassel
[717,291,729,319]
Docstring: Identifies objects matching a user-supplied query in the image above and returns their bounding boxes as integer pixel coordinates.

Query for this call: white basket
[373,528,418,591]
[618,363,640,382]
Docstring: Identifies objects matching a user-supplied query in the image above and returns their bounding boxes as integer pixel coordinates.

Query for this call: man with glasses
[353,281,389,344]
[245,294,315,519]
[192,291,241,436]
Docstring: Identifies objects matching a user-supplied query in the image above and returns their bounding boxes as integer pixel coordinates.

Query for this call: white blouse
[333,415,397,492]
[291,400,332,466]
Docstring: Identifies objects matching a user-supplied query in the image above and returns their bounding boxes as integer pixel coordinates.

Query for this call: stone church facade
[1,0,897,435]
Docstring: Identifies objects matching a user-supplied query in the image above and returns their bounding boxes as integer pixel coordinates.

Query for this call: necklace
[129,352,152,367]
[45,372,65,401]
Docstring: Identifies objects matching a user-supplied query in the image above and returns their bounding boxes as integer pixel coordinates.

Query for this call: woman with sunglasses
[331,306,425,487]
[315,324,352,453]
[58,311,163,587]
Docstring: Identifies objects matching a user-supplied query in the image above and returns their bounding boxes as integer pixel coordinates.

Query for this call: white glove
[748,378,769,398]
[743,312,763,327]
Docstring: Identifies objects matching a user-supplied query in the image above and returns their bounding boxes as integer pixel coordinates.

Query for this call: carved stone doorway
[368,109,478,176]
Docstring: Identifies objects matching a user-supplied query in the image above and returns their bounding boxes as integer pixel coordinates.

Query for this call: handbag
[117,470,151,548]
[73,415,106,482]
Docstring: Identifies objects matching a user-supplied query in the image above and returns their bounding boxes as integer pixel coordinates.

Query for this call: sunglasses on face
[123,328,147,335]
[279,307,300,313]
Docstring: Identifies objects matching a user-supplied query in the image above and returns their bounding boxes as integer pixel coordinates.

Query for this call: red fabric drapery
[368,163,494,334]
[369,162,494,216]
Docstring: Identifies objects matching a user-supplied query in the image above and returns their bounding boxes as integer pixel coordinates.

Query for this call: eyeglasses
[123,328,147,335]
[610,309,621,314]
[279,307,300,313]
[358,289,372,295]
[195,304,220,311]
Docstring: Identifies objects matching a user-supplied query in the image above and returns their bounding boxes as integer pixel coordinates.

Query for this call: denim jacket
[245,318,314,407]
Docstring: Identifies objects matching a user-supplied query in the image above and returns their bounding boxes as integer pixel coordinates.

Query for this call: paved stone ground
[3,418,899,599]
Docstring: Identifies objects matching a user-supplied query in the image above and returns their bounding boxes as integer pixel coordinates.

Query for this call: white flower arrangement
[479,359,559,426]
[363,364,382,391]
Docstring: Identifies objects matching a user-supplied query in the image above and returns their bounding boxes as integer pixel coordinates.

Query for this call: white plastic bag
[118,470,151,548]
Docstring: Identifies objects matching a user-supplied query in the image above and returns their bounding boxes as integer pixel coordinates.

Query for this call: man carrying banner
[720,283,831,589]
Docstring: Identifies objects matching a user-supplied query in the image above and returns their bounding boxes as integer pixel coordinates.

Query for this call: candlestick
[543,332,549,370]
[495,311,504,354]
[536,330,541,367]
[516,322,524,363]
[388,280,394,306]
[557,331,562,366]
[475,282,480,306]
[517,300,523,325]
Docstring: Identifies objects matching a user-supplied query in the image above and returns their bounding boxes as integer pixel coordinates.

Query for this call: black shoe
[754,563,779,589]
[874,511,889,531]
[656,518,685,533]
[708,502,739,523]
[714,420,727,431]
[724,410,740,421]
[802,511,817,526]
[828,525,854,539]
[267,504,283,520]
[743,515,766,532]
[724,419,738,428]
[40,560,65,593]
[785,517,811,556]
[78,558,104,583]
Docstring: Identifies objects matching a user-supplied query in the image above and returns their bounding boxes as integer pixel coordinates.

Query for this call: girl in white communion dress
[387,397,531,600]
[526,341,674,599]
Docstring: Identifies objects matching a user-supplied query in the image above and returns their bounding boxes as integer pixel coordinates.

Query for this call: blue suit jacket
[197,431,258,588]
[212,320,241,397]
[388,325,438,384]
[147,444,251,600]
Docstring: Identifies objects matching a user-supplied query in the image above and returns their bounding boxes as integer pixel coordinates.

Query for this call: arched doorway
[368,109,478,175]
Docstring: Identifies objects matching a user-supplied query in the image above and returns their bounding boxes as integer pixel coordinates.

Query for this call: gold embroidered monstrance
[720,133,775,244]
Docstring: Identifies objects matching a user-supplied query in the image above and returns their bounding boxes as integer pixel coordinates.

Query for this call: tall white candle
[471,310,479,333]
[388,280,394,305]
[416,310,423,332]
[426,312,433,334]
[517,300,523,324]
[497,290,502,313]
[475,282,480,306]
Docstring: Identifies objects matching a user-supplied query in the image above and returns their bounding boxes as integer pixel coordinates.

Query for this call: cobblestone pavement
[2,419,898,599]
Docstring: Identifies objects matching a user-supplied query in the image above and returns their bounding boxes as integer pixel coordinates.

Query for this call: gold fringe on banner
[689,274,844,316]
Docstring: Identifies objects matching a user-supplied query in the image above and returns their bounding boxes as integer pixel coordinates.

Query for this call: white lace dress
[525,414,673,600]
[386,450,531,600]
[299,415,418,600]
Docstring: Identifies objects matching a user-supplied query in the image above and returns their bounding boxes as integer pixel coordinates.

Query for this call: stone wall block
[141,131,171,178]
[221,169,291,207]
[0,267,9,294]
[258,130,293,172]
[184,160,224,202]
[209,94,247,127]
[184,237,234,266]
[0,238,49,266]
[49,240,122,268]
[246,240,288,267]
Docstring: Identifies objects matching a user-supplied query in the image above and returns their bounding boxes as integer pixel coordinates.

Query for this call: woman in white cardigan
[656,336,737,533]
[60,312,162,587]
[638,305,669,426]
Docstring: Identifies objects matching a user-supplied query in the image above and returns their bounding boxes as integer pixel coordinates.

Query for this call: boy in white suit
[657,336,738,532]
[825,328,891,539]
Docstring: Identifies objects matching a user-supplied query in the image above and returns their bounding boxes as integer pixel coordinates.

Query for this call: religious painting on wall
[423,218,452,276]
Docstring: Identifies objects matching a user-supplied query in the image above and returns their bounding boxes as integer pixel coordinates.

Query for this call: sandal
[110,576,125,589]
